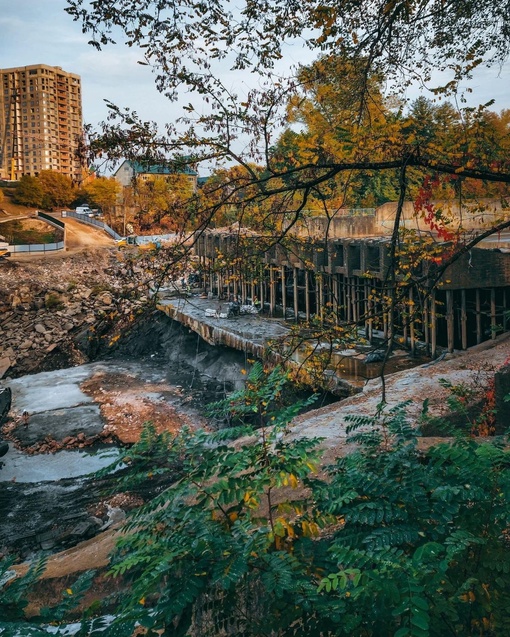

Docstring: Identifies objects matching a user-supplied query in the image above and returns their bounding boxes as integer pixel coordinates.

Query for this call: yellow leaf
[66,588,73,595]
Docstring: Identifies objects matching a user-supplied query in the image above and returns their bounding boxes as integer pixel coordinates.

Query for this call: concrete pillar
[431,289,437,359]
[318,275,324,323]
[293,267,299,323]
[446,290,455,352]
[461,289,467,350]
[491,288,496,340]
[366,282,373,343]
[476,289,482,344]
[409,287,415,355]
[260,266,265,310]
[333,276,339,325]
[346,279,352,323]
[424,293,430,356]
[281,266,286,319]
[269,266,275,317]
[305,271,310,322]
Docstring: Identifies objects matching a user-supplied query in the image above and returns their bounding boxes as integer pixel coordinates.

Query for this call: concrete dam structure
[192,230,510,357]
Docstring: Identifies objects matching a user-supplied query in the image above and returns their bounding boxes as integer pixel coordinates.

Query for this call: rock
[98,292,113,306]
[70,518,101,538]
[0,357,11,379]
[34,323,47,334]
[46,343,58,353]
[3,347,15,360]
[365,350,386,363]
[0,441,9,457]
[20,340,33,350]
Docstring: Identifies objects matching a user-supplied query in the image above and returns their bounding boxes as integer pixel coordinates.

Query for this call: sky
[2,0,510,171]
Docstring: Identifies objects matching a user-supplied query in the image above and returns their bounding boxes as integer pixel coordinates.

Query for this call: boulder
[0,357,11,379]
[365,350,386,363]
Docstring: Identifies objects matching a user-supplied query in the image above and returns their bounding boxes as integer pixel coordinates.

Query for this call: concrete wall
[292,199,510,240]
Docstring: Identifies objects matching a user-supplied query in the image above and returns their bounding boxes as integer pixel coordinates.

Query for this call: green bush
[2,367,510,636]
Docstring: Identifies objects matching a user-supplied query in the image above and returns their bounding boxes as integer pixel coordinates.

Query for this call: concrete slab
[158,296,290,358]
[7,367,94,414]
[14,405,103,446]
[0,446,120,482]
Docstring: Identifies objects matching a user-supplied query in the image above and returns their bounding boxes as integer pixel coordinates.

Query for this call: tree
[131,173,195,232]
[83,176,121,213]
[13,175,44,208]
[38,171,75,209]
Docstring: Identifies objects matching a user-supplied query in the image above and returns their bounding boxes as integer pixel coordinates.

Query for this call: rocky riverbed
[0,314,254,558]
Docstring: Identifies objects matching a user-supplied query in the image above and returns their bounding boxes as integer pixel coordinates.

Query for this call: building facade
[113,160,198,191]
[0,64,84,182]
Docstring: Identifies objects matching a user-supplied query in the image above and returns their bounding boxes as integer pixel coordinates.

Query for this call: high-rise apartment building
[0,64,84,183]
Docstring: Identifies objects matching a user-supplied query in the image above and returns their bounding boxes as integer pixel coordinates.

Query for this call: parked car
[75,206,93,215]
[75,206,100,217]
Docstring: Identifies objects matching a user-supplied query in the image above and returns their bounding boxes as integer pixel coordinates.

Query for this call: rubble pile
[0,250,156,379]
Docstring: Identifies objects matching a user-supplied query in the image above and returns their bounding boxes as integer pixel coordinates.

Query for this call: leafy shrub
[3,368,510,636]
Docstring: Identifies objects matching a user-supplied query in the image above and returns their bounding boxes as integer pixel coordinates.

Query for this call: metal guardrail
[8,241,65,253]
[62,210,123,240]
[36,210,65,229]
[5,210,66,254]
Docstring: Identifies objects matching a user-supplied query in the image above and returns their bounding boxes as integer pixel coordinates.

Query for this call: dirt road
[63,217,116,250]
